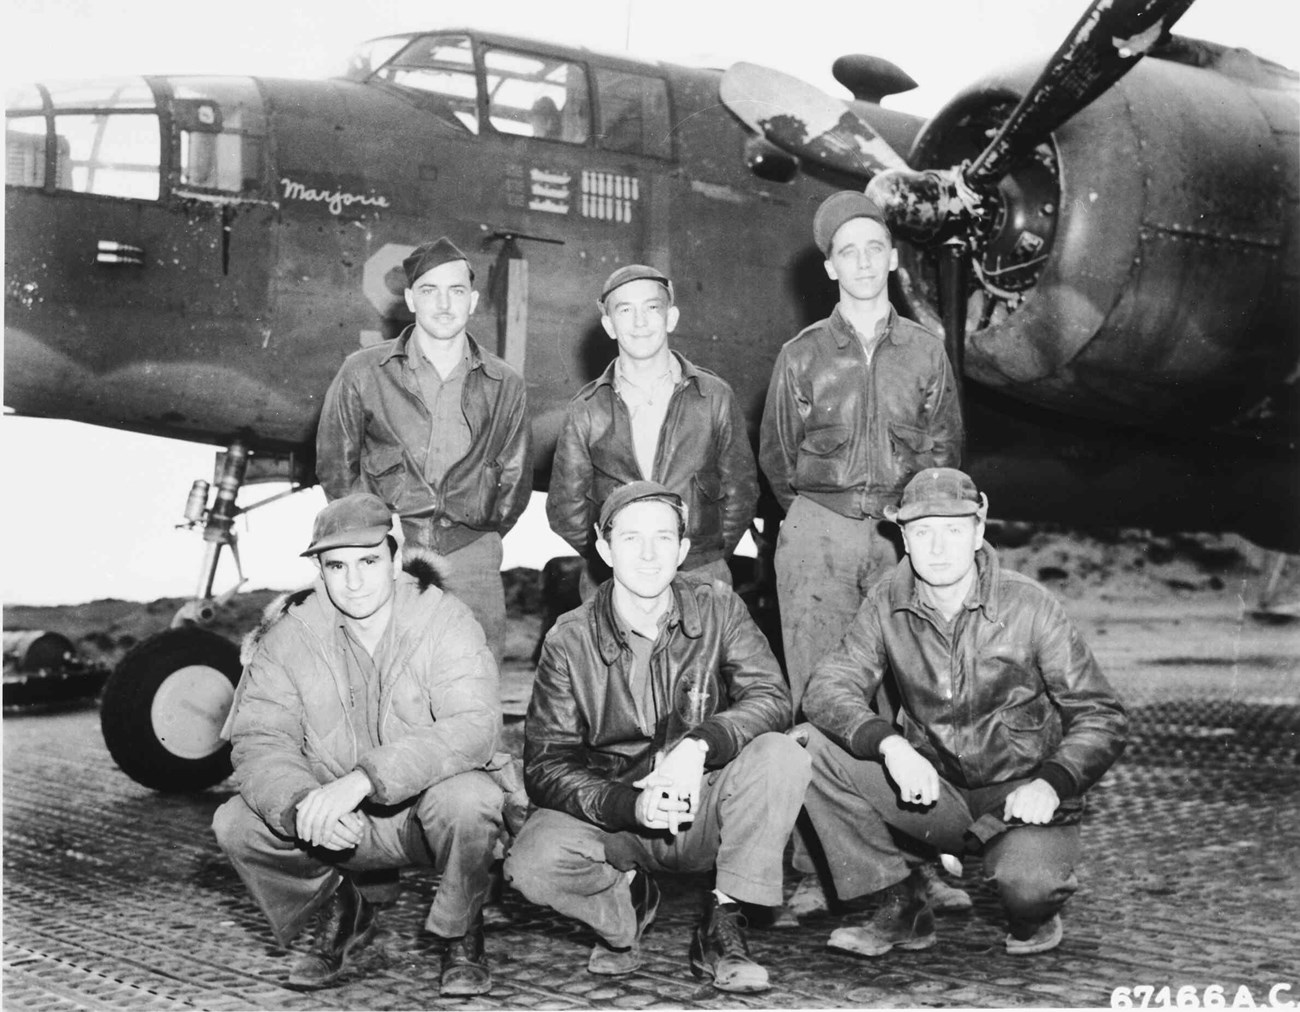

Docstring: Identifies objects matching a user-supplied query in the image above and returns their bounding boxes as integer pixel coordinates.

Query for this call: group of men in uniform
[212,190,1128,996]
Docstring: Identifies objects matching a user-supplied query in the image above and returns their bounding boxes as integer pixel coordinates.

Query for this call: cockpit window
[56,112,161,199]
[484,48,589,144]
[343,36,410,82]
[47,78,155,111]
[6,78,161,198]
[5,84,44,113]
[372,35,479,134]
[595,69,671,159]
[169,77,266,196]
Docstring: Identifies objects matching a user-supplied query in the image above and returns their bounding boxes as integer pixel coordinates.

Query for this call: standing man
[506,481,808,993]
[212,493,503,995]
[802,468,1128,956]
[760,191,963,714]
[548,265,758,595]
[759,191,965,915]
[317,237,532,666]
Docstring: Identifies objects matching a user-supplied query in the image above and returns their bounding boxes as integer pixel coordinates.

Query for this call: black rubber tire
[100,628,240,792]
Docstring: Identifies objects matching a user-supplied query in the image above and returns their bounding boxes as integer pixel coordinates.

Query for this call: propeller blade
[966,0,1196,188]
[720,61,909,179]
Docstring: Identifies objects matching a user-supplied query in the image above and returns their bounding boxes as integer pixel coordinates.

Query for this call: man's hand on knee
[880,735,940,806]
[645,737,707,815]
[317,810,365,851]
[296,770,373,847]
[632,780,693,836]
[1002,778,1059,825]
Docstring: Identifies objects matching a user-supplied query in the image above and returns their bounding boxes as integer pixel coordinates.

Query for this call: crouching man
[212,493,503,995]
[505,481,808,992]
[802,468,1128,957]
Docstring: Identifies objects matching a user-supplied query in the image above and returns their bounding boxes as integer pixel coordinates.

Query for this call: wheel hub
[149,664,235,760]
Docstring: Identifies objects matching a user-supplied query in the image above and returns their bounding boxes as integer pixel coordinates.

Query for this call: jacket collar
[829,304,908,351]
[887,542,1001,622]
[379,325,503,380]
[292,569,430,660]
[592,573,705,664]
[586,350,702,399]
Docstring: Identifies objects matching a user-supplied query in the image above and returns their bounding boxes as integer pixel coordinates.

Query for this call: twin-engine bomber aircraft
[5,0,1298,792]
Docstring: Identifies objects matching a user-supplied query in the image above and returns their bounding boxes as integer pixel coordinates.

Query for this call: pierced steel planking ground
[4,595,1297,1009]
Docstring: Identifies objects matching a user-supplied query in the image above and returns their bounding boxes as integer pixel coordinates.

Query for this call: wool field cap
[884,467,988,524]
[598,480,687,533]
[599,264,674,306]
[403,237,475,286]
[302,493,394,556]
[813,190,889,256]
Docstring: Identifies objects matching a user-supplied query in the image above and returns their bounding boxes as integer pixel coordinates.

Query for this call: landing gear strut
[100,438,292,792]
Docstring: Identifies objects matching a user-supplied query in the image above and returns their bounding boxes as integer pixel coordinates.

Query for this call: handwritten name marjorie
[280,177,391,216]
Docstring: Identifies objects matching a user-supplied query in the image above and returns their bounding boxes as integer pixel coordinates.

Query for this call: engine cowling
[901,48,1299,443]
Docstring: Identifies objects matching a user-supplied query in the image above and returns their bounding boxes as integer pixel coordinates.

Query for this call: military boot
[588,870,659,975]
[287,876,379,990]
[439,914,491,996]
[827,869,936,957]
[689,893,770,993]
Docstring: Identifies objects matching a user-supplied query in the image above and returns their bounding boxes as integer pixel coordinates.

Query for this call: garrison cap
[302,493,394,556]
[884,467,988,525]
[403,237,475,286]
[597,480,687,535]
[599,264,674,307]
[813,190,889,256]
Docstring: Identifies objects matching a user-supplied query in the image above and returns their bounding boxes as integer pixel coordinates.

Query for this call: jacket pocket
[362,442,407,504]
[887,421,936,478]
[588,464,624,527]
[476,460,502,526]
[796,424,851,489]
[689,472,723,540]
[992,695,1061,768]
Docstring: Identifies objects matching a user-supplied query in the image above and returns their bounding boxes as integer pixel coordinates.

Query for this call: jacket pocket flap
[363,443,405,478]
[692,472,723,500]
[802,424,850,457]
[999,696,1053,731]
[889,421,935,453]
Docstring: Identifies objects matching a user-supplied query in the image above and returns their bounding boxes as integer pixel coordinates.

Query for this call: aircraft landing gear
[99,438,289,792]
[100,628,241,791]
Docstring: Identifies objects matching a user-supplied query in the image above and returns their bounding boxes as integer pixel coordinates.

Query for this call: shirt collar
[379,325,502,378]
[829,304,906,351]
[590,351,700,397]
[594,574,704,663]
[614,351,681,396]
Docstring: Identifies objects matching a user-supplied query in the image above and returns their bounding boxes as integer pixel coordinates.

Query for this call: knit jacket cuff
[1036,762,1077,800]
[279,788,313,838]
[850,718,898,760]
[687,723,733,768]
[608,784,641,830]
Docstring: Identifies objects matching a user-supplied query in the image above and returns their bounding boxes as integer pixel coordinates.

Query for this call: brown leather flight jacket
[546,353,758,570]
[316,328,532,554]
[760,306,963,519]
[804,545,1128,805]
[524,575,792,832]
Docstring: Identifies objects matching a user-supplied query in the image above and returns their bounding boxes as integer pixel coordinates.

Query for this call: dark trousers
[409,532,507,668]
[503,733,809,947]
[776,496,901,877]
[803,728,1081,930]
[774,496,900,715]
[213,770,503,944]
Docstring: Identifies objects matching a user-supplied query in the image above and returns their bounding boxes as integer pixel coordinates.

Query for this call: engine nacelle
[903,45,1299,443]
